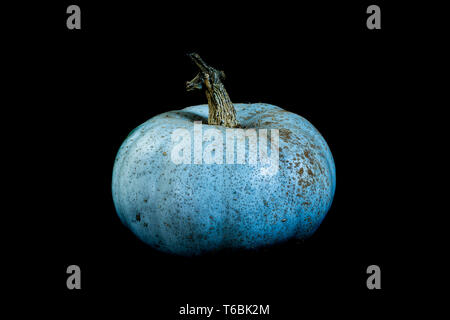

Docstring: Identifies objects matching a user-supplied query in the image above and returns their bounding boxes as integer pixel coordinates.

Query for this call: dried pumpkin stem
[186,53,239,128]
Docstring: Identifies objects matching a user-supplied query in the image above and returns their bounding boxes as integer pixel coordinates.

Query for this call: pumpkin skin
[112,103,336,256]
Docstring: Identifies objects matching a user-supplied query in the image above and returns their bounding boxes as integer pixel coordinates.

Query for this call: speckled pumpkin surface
[112,103,336,256]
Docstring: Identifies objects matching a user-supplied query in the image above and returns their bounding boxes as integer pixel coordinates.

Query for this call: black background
[8,0,436,318]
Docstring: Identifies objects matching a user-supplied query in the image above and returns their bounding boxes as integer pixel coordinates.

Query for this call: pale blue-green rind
[112,103,336,256]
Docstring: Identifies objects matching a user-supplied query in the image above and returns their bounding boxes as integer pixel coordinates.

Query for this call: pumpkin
[112,54,336,256]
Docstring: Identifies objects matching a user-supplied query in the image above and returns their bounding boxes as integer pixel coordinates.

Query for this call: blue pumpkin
[112,102,336,256]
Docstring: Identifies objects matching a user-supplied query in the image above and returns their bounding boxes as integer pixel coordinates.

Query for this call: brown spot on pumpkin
[143,199,148,203]
[136,213,141,222]
[304,149,312,160]
[281,218,287,222]
[279,128,292,142]
[162,152,167,156]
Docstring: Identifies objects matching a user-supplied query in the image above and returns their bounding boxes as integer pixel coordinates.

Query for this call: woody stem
[186,53,239,128]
